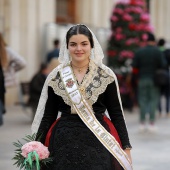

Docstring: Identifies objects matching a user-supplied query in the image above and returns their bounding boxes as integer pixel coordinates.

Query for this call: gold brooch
[79,86,85,92]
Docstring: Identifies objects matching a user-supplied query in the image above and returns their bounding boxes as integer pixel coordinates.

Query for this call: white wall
[76,0,116,28]
[150,0,170,43]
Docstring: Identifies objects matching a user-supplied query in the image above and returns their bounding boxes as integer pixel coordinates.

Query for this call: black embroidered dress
[37,61,132,170]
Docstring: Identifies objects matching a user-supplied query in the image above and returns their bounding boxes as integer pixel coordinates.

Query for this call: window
[56,0,76,23]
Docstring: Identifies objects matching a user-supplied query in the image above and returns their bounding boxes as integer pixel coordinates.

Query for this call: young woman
[32,24,133,170]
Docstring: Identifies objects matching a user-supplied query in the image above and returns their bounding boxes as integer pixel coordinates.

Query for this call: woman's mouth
[75,53,83,57]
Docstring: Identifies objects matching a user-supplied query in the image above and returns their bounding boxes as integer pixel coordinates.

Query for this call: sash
[60,65,133,170]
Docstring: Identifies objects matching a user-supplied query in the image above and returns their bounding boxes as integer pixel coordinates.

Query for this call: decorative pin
[79,86,85,92]
[66,78,75,88]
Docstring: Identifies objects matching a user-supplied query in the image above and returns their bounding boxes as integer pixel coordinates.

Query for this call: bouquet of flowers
[13,133,53,170]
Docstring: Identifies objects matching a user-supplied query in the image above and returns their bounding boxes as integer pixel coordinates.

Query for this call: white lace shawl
[31,24,125,134]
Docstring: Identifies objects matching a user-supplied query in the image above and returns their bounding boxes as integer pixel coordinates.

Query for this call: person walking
[132,32,166,132]
[0,56,5,126]
[0,33,7,125]
[0,33,26,88]
[0,33,26,123]
[32,24,133,170]
[27,63,49,121]
[157,38,170,117]
[46,39,60,64]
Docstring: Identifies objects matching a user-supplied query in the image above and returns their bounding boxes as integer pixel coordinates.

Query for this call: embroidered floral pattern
[48,60,114,108]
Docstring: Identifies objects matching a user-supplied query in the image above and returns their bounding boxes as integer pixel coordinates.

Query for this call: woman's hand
[124,149,132,164]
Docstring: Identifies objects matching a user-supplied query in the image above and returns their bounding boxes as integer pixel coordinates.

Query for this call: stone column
[150,0,170,43]
[76,0,116,28]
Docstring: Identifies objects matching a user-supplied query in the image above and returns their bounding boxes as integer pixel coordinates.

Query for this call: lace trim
[48,60,114,107]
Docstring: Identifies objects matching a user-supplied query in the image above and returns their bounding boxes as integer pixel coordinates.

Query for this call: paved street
[0,105,170,170]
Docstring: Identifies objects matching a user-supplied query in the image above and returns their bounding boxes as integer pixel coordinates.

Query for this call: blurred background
[0,0,170,105]
[1,0,170,170]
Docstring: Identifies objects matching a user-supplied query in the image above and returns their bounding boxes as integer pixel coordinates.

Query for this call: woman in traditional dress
[32,24,133,170]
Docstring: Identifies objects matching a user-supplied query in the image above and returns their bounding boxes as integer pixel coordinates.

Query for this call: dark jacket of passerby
[46,39,60,63]
[157,39,170,115]
[0,60,5,126]
[132,32,167,128]
[28,64,48,107]
[133,45,166,80]
[0,62,5,111]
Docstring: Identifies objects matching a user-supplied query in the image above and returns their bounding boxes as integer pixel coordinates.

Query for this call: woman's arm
[104,80,132,162]
[36,86,59,144]
[6,46,26,71]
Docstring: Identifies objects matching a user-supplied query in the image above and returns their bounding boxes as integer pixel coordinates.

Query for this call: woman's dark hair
[66,25,94,48]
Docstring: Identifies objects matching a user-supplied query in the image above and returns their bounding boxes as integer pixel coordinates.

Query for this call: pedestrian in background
[46,39,60,64]
[0,33,7,125]
[47,57,60,73]
[28,63,49,121]
[0,59,5,126]
[0,33,26,88]
[0,33,26,124]
[157,38,170,117]
[32,24,132,170]
[132,32,166,132]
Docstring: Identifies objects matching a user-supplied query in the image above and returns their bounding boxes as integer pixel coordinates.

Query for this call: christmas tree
[107,0,153,74]
[107,0,153,110]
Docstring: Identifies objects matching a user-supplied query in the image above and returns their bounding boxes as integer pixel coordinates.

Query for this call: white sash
[60,65,133,170]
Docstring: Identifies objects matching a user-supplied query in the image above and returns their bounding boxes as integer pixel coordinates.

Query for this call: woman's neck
[71,59,90,68]
[71,60,90,74]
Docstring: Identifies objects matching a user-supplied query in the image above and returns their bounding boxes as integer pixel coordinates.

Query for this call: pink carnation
[21,141,50,160]
[122,14,133,21]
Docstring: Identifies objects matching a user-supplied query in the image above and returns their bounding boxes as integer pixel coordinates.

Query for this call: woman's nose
[76,45,81,50]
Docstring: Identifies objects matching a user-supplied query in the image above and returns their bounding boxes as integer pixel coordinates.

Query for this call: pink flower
[131,7,143,13]
[118,0,130,4]
[21,141,50,160]
[144,25,155,32]
[122,14,133,21]
[111,15,118,22]
[141,33,148,41]
[115,33,125,40]
[119,50,134,59]
[125,38,139,46]
[114,8,124,15]
[135,0,145,6]
[135,24,146,31]
[140,13,150,22]
[116,27,123,33]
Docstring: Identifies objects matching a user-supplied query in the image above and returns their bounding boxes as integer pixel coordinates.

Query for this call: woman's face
[68,34,91,64]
